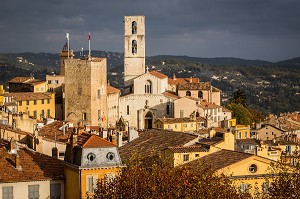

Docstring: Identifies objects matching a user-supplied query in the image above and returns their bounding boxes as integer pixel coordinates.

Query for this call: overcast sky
[0,0,299,62]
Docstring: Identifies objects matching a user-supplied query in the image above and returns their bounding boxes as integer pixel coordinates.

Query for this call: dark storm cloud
[0,0,300,61]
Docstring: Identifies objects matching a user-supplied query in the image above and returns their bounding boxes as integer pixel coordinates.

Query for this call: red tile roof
[4,92,52,101]
[76,133,116,148]
[168,77,200,85]
[39,121,73,143]
[178,82,212,90]
[162,91,179,99]
[107,85,120,94]
[9,77,32,83]
[155,117,205,124]
[149,71,168,79]
[0,141,64,183]
[167,145,209,153]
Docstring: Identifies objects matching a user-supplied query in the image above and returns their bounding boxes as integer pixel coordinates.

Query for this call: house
[256,124,286,141]
[168,74,200,92]
[0,139,65,199]
[232,125,251,139]
[184,149,274,195]
[8,77,47,93]
[119,129,200,163]
[3,92,55,120]
[154,117,205,132]
[64,132,123,199]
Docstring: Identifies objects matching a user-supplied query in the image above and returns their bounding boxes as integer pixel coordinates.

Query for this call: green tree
[229,90,248,108]
[226,103,252,125]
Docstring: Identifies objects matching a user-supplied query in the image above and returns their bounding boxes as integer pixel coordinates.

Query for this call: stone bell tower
[124,16,145,90]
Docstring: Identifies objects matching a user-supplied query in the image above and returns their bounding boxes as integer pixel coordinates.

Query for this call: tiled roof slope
[184,149,253,171]
[168,77,200,85]
[4,92,52,101]
[156,117,205,124]
[0,123,31,136]
[195,137,224,146]
[149,71,168,79]
[178,82,211,90]
[9,77,32,83]
[119,129,198,162]
[107,85,120,94]
[0,141,64,183]
[162,91,179,99]
[39,121,73,143]
[167,145,209,153]
[76,133,116,148]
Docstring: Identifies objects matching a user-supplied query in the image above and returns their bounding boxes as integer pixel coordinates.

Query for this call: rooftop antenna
[88,32,91,60]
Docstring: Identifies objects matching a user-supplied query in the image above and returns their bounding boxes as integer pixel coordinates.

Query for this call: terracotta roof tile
[178,82,212,90]
[167,145,209,153]
[0,141,64,183]
[8,77,32,83]
[184,149,253,171]
[197,101,221,109]
[168,77,200,85]
[119,129,198,162]
[107,85,120,94]
[195,137,224,146]
[162,91,179,99]
[148,71,168,79]
[39,121,73,143]
[0,123,31,136]
[4,92,52,101]
[77,133,116,148]
[155,117,205,124]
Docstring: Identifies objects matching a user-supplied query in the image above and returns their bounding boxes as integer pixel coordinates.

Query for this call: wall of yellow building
[33,82,48,93]
[80,167,122,199]
[155,121,198,132]
[17,93,55,119]
[214,132,235,151]
[64,166,81,199]
[0,84,5,105]
[235,125,251,139]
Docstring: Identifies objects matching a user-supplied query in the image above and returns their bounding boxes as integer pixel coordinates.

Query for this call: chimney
[173,74,176,80]
[62,122,65,136]
[15,154,22,171]
[52,147,58,158]
[190,77,192,83]
[117,131,123,147]
[111,134,117,145]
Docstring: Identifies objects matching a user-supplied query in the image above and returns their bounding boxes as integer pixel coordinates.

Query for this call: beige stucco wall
[257,125,284,140]
[124,16,145,87]
[174,98,198,118]
[133,73,168,95]
[40,138,67,160]
[107,92,120,128]
[0,180,64,199]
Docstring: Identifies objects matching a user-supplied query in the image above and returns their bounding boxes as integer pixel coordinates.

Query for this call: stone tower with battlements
[124,16,145,91]
[64,58,107,127]
[59,43,74,76]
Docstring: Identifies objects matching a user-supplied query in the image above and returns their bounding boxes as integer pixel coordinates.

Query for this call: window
[26,100,29,105]
[145,80,152,94]
[198,91,203,99]
[166,104,170,115]
[82,113,87,121]
[286,145,291,154]
[34,100,37,105]
[47,99,50,104]
[184,123,187,127]
[132,40,137,54]
[240,183,249,193]
[41,99,44,104]
[33,111,37,118]
[50,183,61,199]
[87,175,98,193]
[175,124,177,128]
[127,105,130,115]
[28,185,39,199]
[180,110,184,118]
[249,164,257,173]
[59,152,65,158]
[168,124,171,129]
[41,110,44,117]
[244,132,247,138]
[183,154,189,161]
[191,123,193,127]
[97,89,101,98]
[19,101,22,106]
[132,21,137,34]
[36,88,39,91]
[195,154,199,158]
[47,109,50,117]
[2,186,13,199]
[186,91,191,96]
[238,132,242,139]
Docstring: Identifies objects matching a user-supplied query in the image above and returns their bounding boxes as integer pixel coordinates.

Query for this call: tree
[93,156,250,199]
[229,90,248,108]
[226,103,252,125]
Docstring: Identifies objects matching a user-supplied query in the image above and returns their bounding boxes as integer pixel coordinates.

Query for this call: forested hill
[1,51,299,115]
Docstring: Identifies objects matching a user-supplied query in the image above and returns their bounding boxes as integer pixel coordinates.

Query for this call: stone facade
[64,58,107,127]
[124,16,145,88]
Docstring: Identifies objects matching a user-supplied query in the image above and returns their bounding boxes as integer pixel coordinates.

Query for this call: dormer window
[132,21,137,34]
[186,91,191,96]
[198,91,203,99]
[106,152,115,161]
[87,153,96,162]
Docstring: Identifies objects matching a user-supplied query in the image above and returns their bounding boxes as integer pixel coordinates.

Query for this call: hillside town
[0,16,300,198]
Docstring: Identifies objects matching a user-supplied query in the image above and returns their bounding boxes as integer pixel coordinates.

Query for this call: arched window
[198,91,203,99]
[186,91,191,96]
[145,80,152,94]
[132,21,137,34]
[132,40,137,54]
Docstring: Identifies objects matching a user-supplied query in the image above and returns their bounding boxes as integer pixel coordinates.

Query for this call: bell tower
[124,16,145,89]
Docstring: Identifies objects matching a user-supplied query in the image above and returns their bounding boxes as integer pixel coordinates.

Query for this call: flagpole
[88,32,91,60]
[66,33,70,59]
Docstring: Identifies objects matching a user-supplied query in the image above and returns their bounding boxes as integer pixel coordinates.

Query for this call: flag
[66,33,69,40]
[88,32,91,40]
